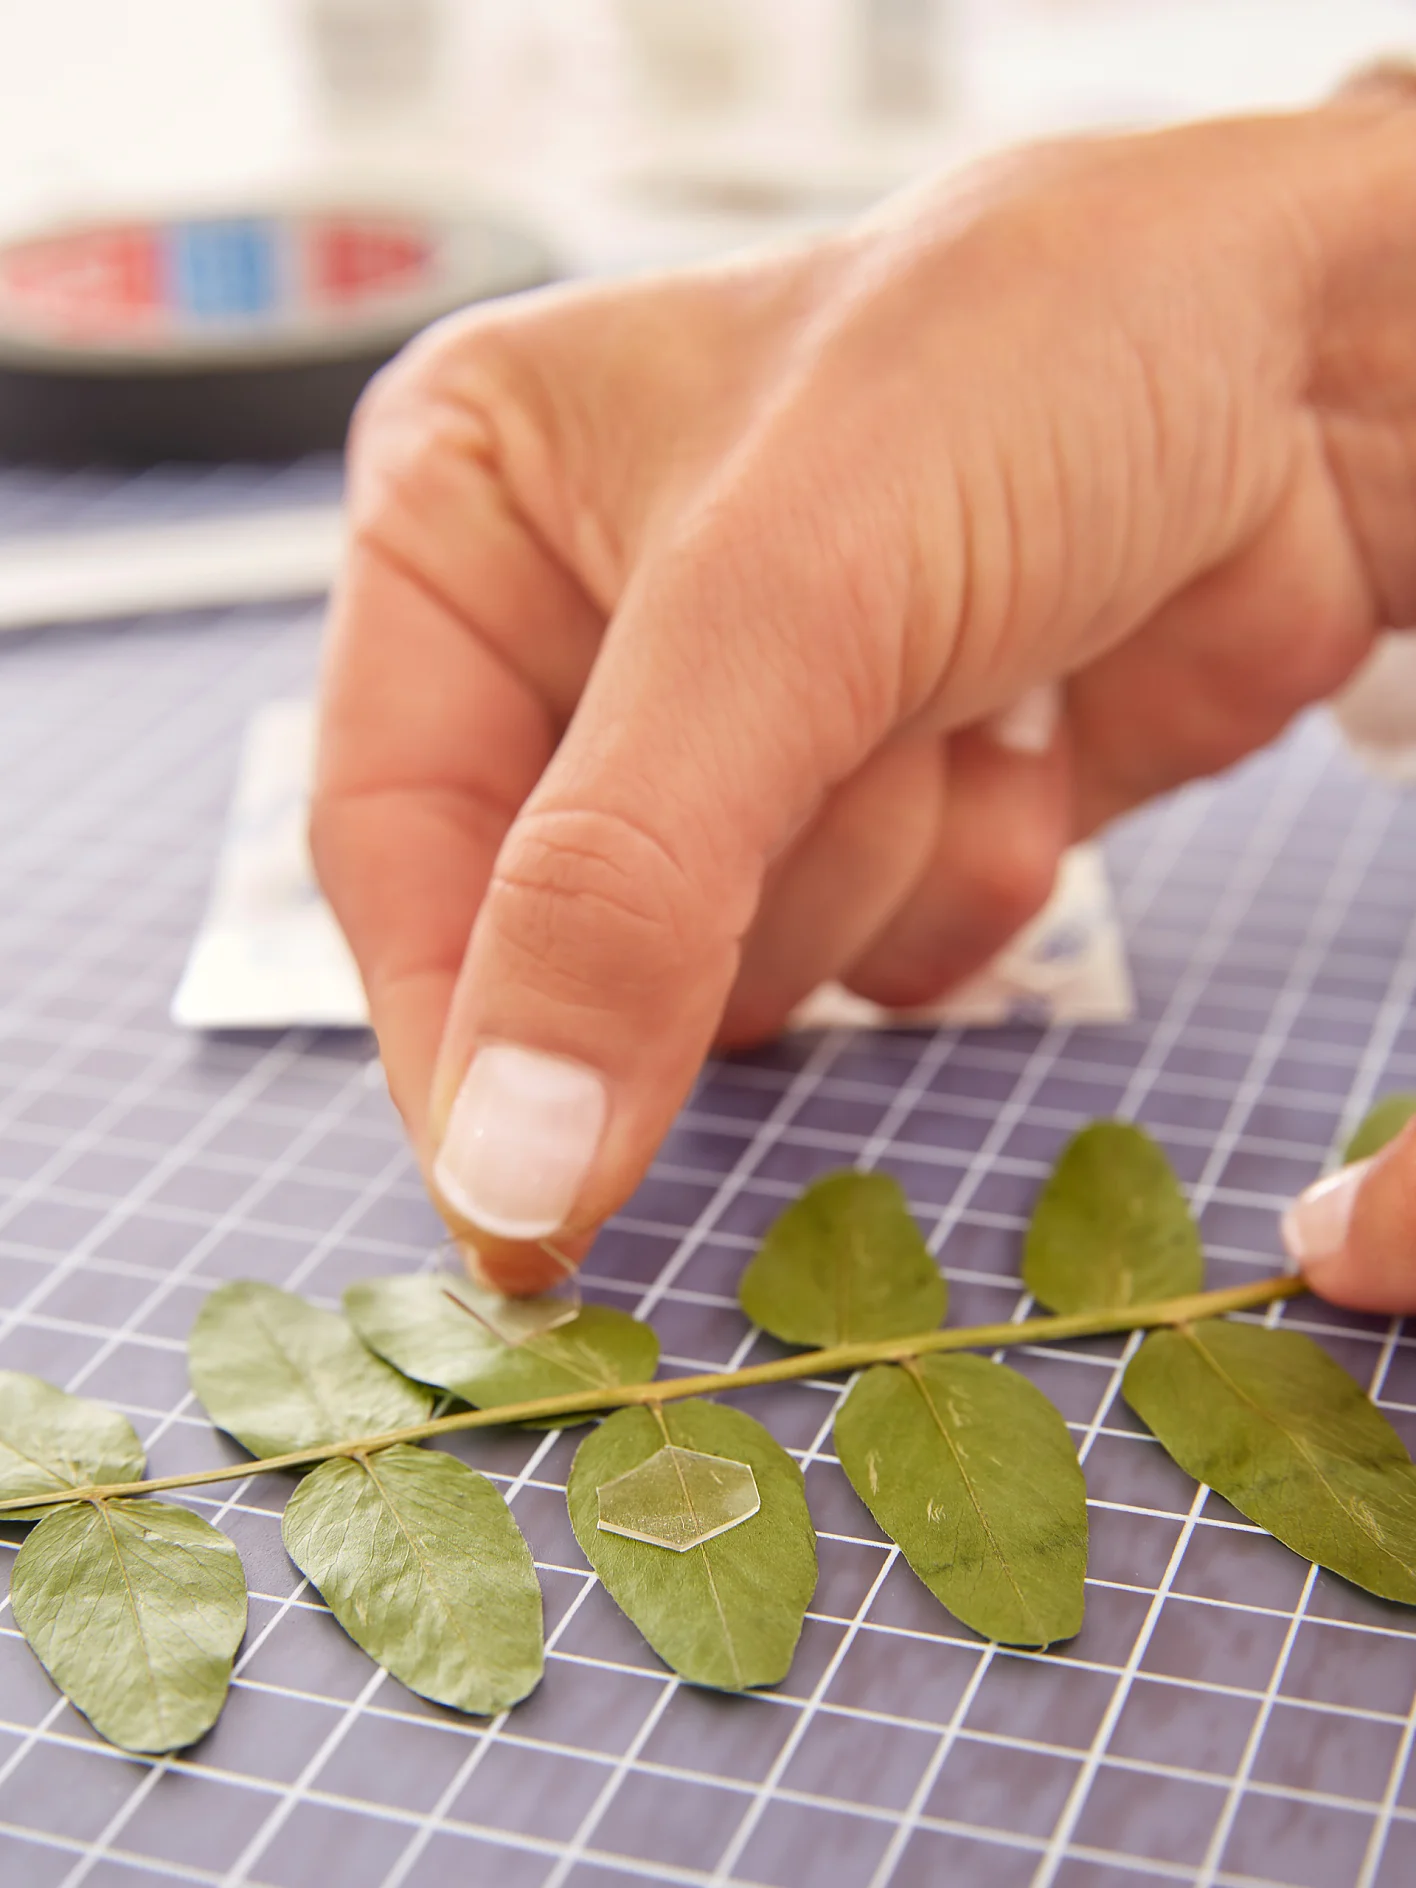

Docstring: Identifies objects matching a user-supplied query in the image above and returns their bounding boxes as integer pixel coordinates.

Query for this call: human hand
[313,86,1416,1294]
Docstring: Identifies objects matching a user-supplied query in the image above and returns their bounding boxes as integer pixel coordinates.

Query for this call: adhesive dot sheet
[3,466,1416,1888]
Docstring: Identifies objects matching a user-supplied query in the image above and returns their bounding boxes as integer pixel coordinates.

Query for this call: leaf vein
[903,1362,1041,1639]
[1181,1328,1414,1573]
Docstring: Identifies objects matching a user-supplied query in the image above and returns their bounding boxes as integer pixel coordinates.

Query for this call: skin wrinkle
[584,566,828,890]
[318,778,522,860]
[345,522,587,737]
[1116,320,1169,568]
[1302,109,1416,629]
[1036,394,1076,669]
[1065,356,1209,673]
[1099,164,1305,657]
[651,462,905,792]
[347,345,613,724]
[490,802,736,974]
[432,331,628,592]
[480,895,730,1023]
[789,493,909,760]
[636,261,919,757]
[918,289,1223,721]
[456,389,626,649]
[990,426,1024,683]
[919,238,1115,687]
[515,342,702,603]
[1064,434,1374,836]
[480,255,854,613]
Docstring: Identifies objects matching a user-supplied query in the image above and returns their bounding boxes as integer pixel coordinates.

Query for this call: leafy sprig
[1,1096,1412,1755]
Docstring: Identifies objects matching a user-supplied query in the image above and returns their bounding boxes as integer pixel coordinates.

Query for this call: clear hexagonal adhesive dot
[596,1445,761,1552]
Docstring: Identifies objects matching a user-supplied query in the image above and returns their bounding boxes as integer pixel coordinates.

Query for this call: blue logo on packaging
[167,219,279,321]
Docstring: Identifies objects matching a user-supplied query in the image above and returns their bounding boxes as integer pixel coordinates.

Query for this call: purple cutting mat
[3,474,1416,1888]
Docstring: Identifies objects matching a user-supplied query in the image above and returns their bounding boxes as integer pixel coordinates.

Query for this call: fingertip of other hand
[1282,1122,1416,1311]
[1281,1159,1371,1269]
[1282,1157,1381,1308]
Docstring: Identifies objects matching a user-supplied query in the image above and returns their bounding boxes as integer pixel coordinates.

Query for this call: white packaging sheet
[174,700,1135,1033]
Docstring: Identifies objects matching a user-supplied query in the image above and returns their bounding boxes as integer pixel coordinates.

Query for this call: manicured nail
[433,1044,608,1242]
[988,684,1061,756]
[1281,1158,1372,1265]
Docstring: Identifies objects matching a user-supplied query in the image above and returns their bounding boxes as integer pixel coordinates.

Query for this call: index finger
[311,403,602,1164]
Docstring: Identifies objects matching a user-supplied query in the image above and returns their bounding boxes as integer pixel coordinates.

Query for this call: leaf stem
[0,1274,1303,1515]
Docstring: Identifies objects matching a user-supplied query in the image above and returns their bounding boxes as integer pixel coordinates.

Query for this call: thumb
[428,508,898,1290]
[1283,1117,1416,1311]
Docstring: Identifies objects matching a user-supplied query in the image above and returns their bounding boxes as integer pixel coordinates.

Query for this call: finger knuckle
[345,309,526,514]
[345,332,447,473]
[487,805,725,1006]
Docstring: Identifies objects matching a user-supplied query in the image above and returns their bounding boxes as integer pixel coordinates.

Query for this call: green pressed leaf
[189,1281,432,1458]
[835,1355,1087,1645]
[12,1499,246,1753]
[344,1275,660,1421]
[1025,1121,1203,1314]
[1124,1319,1416,1603]
[567,1399,816,1691]
[282,1443,542,1714]
[0,1371,145,1517]
[739,1171,946,1347]
[1344,1094,1416,1165]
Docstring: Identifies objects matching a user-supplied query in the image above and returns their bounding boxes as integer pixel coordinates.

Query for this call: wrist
[1301,77,1416,628]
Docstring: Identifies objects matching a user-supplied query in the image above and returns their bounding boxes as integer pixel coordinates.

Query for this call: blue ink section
[166,219,279,321]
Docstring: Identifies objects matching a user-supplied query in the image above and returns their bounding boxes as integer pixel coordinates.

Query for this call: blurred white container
[605,0,966,212]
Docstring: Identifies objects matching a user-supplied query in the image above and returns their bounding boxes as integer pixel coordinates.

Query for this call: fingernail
[451,1232,578,1302]
[1281,1157,1372,1264]
[988,683,1061,756]
[433,1044,608,1241]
